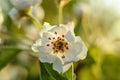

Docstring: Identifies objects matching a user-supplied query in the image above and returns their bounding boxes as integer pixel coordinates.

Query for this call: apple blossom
[32,22,87,73]
[9,0,44,25]
[9,0,42,10]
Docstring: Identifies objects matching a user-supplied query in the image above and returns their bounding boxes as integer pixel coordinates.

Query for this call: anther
[55,50,58,53]
[55,32,57,35]
[62,35,64,37]
[62,55,65,59]
[46,44,50,46]
[66,43,68,45]
[48,37,51,40]
[53,44,56,46]
[57,37,60,39]
[66,47,69,50]
[53,37,55,39]
[59,38,62,40]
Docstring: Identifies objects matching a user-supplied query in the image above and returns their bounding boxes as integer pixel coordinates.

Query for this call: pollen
[62,35,64,38]
[52,36,69,53]
[62,55,65,59]
[53,37,55,39]
[48,37,51,40]
[47,33,69,54]
[54,32,57,35]
[46,44,50,46]
[66,47,69,50]
[51,42,54,44]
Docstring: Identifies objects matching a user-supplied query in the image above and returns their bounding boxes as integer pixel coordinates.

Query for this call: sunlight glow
[104,0,120,14]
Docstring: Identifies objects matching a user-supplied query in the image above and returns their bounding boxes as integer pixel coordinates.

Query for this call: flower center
[46,32,69,54]
[53,39,68,53]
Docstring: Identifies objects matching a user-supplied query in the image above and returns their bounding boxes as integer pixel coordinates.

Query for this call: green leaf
[74,21,82,36]
[0,47,21,70]
[40,62,53,80]
[40,62,68,80]
[63,65,74,80]
[101,54,120,80]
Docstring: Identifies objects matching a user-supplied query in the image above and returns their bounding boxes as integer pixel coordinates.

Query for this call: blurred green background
[0,0,120,80]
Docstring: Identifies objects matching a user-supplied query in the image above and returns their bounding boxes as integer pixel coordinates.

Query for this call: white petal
[53,56,72,73]
[10,0,31,10]
[9,8,20,21]
[32,39,41,52]
[39,22,52,37]
[38,46,52,54]
[53,56,63,73]
[49,26,67,36]
[64,37,85,63]
[75,37,87,60]
[39,53,55,63]
[41,32,55,46]
[31,0,42,5]
[34,45,54,63]
[65,31,75,43]
[32,6,44,21]
[32,44,39,52]
[60,22,74,33]
[43,22,52,29]
[35,39,41,45]
[77,45,87,60]
[10,0,42,10]
[62,63,72,73]
[32,41,55,63]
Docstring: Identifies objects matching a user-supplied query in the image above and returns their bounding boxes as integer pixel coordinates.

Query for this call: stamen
[48,37,51,40]
[61,48,64,52]
[53,37,55,39]
[53,44,56,46]
[46,44,50,46]
[66,47,69,50]
[66,43,68,45]
[62,35,64,37]
[52,36,69,53]
[55,50,58,53]
[54,32,57,35]
[62,55,65,59]
[59,38,62,40]
[57,37,60,39]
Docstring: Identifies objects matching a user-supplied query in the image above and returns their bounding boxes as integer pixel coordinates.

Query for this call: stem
[39,62,43,80]
[97,51,104,80]
[58,5,63,24]
[26,13,42,30]
[72,63,74,80]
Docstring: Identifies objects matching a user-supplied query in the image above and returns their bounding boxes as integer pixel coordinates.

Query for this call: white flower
[9,8,20,21]
[32,6,44,21]
[32,22,87,73]
[9,0,42,10]
[9,7,44,24]
[9,0,44,25]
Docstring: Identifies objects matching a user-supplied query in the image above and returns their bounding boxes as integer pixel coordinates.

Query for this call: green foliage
[63,66,73,80]
[74,21,82,36]
[101,54,120,80]
[40,62,74,80]
[0,48,21,70]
